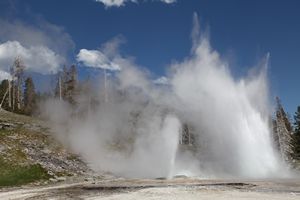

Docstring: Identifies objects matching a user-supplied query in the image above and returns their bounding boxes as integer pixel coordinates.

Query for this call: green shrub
[0,158,51,187]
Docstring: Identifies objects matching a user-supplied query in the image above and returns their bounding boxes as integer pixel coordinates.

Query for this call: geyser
[42,14,287,179]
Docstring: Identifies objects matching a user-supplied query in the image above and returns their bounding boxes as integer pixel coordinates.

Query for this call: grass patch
[0,129,13,137]
[0,158,51,187]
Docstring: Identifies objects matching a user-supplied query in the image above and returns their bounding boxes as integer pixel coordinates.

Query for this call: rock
[42,148,51,154]
[48,171,55,176]
[0,144,6,152]
[173,175,188,179]
[56,177,66,181]
[7,135,18,139]
[155,177,167,180]
[0,122,18,130]
[49,178,58,182]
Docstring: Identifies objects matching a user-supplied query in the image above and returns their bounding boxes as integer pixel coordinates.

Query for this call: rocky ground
[0,109,107,186]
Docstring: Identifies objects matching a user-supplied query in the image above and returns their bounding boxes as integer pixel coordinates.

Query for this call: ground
[0,109,101,187]
[0,178,299,199]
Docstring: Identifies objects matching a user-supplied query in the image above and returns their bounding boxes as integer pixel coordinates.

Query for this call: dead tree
[180,123,195,146]
[8,80,11,108]
[55,65,78,104]
[0,86,9,109]
[9,57,25,111]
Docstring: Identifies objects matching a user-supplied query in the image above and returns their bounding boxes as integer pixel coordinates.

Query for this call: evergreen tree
[292,106,300,160]
[23,77,36,115]
[273,97,294,162]
[276,97,293,132]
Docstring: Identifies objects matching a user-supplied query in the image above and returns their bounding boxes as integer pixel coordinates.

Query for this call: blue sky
[0,0,299,115]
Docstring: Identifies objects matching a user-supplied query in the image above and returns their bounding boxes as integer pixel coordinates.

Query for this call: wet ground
[0,178,299,199]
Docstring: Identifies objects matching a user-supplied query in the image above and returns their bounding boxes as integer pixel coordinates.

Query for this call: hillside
[0,109,98,187]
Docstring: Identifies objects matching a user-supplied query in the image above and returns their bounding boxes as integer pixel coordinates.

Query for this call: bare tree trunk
[12,80,15,111]
[0,86,9,109]
[179,127,183,145]
[188,130,191,145]
[59,76,62,100]
[104,69,108,103]
[8,80,11,108]
[17,81,21,110]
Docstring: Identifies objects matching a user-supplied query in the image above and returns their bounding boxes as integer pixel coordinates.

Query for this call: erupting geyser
[43,13,288,179]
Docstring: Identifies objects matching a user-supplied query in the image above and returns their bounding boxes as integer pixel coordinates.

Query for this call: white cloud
[0,70,11,81]
[160,0,176,3]
[153,76,169,85]
[0,18,75,76]
[95,0,134,7]
[0,41,65,75]
[0,18,75,78]
[77,49,120,71]
[95,0,176,7]
[0,19,74,57]
[77,36,125,71]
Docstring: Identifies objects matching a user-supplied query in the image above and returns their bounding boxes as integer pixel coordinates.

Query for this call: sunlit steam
[42,13,288,179]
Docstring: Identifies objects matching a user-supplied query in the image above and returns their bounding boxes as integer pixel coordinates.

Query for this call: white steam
[43,15,287,179]
[171,38,279,178]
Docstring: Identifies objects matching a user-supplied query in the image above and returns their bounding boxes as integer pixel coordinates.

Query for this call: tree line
[0,57,78,115]
[292,106,300,162]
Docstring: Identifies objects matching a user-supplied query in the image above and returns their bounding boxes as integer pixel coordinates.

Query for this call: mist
[41,14,288,179]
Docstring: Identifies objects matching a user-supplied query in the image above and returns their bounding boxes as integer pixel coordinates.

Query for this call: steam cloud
[43,14,288,179]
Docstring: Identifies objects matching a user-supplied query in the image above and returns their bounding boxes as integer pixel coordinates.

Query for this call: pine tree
[273,97,294,162]
[276,97,293,132]
[23,77,36,115]
[292,106,300,160]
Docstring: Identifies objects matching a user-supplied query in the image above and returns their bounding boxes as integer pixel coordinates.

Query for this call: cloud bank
[0,18,74,79]
[0,19,74,57]
[0,70,11,81]
[95,0,176,8]
[0,41,64,75]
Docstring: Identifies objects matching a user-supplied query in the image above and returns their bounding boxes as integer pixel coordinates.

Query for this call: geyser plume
[42,14,286,179]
